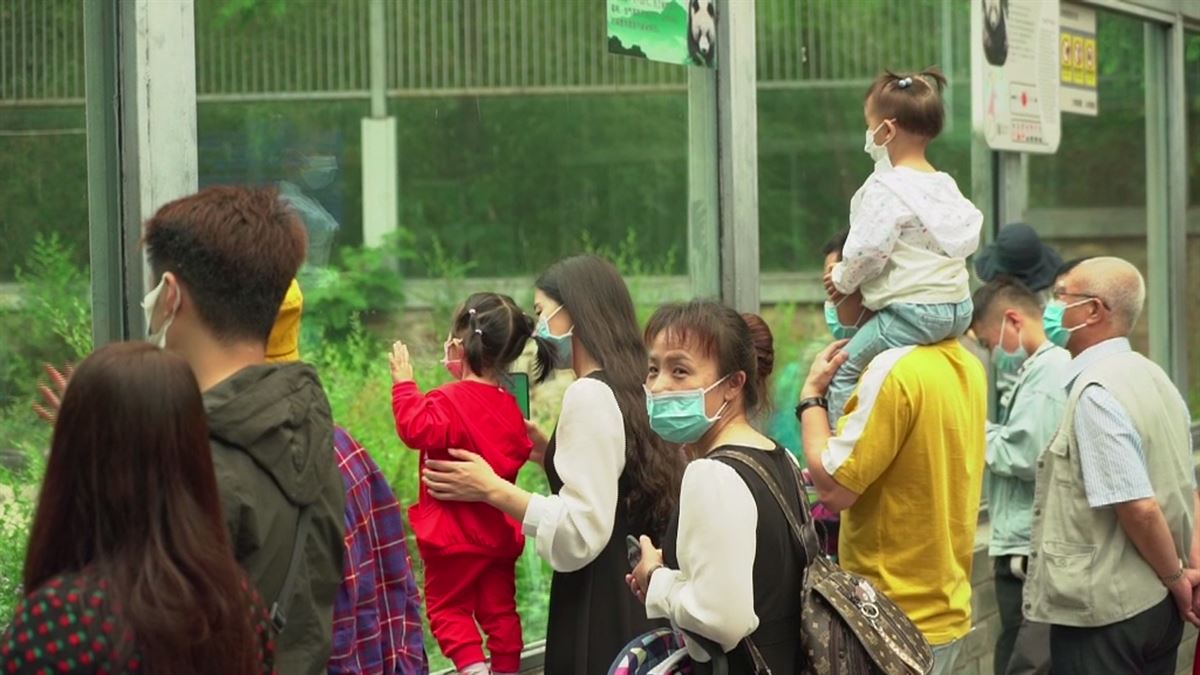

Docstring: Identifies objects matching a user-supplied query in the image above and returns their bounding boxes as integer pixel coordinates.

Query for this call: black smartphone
[507,372,530,420]
[626,535,641,569]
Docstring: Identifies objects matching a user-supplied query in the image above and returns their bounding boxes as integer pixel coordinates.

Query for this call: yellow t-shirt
[823,339,987,645]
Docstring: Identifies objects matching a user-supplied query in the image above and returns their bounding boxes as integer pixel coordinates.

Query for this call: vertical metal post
[84,0,124,347]
[369,0,387,117]
[1145,19,1187,390]
[716,0,759,312]
[687,67,720,299]
[85,0,197,344]
[1165,16,1189,394]
[362,0,399,248]
[941,0,954,132]
[996,152,1029,229]
[118,0,198,340]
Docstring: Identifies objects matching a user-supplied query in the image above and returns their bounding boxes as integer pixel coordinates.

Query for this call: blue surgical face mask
[1043,298,1093,349]
[536,305,574,370]
[824,300,865,341]
[991,316,1028,372]
[644,374,729,445]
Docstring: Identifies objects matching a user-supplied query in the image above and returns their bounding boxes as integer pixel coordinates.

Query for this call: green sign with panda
[607,0,716,68]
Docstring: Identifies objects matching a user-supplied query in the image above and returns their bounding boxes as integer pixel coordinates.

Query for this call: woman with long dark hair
[1,342,273,674]
[423,255,684,673]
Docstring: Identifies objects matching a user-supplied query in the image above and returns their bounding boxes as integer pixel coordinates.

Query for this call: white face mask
[299,155,338,190]
[863,121,894,169]
[141,275,180,349]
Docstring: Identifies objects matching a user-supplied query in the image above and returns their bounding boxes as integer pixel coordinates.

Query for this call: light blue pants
[827,299,973,427]
[929,637,964,675]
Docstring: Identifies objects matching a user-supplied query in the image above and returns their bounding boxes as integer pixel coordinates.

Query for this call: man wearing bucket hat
[974,223,1064,416]
[975,223,1064,297]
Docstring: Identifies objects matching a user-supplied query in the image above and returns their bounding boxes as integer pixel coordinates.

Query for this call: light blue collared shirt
[1065,338,1192,508]
[985,341,1071,556]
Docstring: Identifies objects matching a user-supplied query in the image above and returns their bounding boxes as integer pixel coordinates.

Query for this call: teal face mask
[644,375,729,445]
[536,305,574,370]
[1042,298,1092,348]
[824,300,865,341]
[991,316,1029,373]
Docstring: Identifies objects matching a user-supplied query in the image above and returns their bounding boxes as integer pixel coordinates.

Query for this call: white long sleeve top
[521,377,626,573]
[645,457,761,655]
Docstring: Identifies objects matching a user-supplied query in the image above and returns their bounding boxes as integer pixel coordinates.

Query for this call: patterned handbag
[608,626,731,675]
[712,450,933,675]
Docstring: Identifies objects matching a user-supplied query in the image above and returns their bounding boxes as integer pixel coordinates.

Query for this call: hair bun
[740,313,775,382]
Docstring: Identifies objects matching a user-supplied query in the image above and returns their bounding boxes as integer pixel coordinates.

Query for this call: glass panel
[0,1,91,618]
[1186,32,1200,414]
[757,0,974,276]
[194,1,686,664]
[754,0,975,450]
[1028,13,1148,353]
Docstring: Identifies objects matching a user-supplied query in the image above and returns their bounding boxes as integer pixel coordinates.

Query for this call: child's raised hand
[389,341,414,383]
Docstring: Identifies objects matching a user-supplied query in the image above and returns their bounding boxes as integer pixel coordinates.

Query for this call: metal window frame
[85,0,198,346]
[996,0,1191,394]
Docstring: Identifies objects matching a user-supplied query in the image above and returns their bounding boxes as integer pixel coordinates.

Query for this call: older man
[1024,257,1199,675]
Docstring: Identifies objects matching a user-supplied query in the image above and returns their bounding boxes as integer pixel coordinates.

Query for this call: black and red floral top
[0,572,275,674]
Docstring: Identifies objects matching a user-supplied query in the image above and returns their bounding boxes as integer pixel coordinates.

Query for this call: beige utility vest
[1024,351,1193,627]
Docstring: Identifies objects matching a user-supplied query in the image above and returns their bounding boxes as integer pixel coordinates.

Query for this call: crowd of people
[1,68,1197,675]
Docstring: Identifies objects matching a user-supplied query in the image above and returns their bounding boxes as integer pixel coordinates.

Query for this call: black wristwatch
[795,396,829,420]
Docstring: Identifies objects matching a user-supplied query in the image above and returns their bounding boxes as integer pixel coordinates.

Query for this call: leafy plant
[0,234,91,410]
[301,229,415,338]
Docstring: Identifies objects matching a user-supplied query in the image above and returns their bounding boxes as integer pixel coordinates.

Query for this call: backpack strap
[269,504,313,633]
[710,449,822,567]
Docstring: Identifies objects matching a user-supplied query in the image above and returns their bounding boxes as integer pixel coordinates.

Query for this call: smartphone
[508,372,530,420]
[626,535,642,569]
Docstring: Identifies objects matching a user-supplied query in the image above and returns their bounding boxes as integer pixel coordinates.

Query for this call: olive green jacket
[205,363,345,674]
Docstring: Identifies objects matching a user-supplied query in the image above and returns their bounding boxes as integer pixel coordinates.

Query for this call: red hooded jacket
[392,379,531,558]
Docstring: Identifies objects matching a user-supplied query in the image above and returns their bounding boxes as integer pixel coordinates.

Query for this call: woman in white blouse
[627,300,808,674]
[424,255,684,674]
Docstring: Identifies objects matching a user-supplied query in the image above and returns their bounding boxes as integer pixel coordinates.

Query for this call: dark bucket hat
[974,222,1063,292]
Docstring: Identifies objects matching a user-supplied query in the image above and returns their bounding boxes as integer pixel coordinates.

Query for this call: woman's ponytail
[524,313,556,384]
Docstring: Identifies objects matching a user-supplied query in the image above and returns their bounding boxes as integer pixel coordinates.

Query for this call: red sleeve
[392,381,458,451]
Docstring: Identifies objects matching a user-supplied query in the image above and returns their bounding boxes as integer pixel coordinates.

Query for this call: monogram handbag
[711,450,933,675]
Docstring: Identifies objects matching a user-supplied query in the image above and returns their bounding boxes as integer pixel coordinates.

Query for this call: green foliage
[0,234,91,410]
[0,453,45,622]
[301,230,415,338]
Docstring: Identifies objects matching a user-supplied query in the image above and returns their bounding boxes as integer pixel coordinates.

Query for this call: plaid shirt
[329,427,429,674]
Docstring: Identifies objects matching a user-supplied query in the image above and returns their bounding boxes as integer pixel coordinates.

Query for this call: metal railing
[1,0,954,107]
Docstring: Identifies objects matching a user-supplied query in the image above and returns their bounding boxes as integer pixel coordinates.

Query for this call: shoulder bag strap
[710,449,822,564]
[269,504,313,633]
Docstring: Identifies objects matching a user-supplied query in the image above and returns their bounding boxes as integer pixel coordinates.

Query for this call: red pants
[423,552,523,672]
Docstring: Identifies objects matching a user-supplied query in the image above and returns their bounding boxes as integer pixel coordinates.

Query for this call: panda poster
[971,0,1062,154]
[607,0,715,68]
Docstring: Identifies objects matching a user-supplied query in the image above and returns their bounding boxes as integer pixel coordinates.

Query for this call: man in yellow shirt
[799,334,987,674]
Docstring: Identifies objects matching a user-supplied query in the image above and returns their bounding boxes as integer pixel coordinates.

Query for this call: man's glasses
[1052,289,1110,309]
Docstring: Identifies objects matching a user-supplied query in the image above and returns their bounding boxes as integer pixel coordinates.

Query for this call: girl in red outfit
[390,292,554,675]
